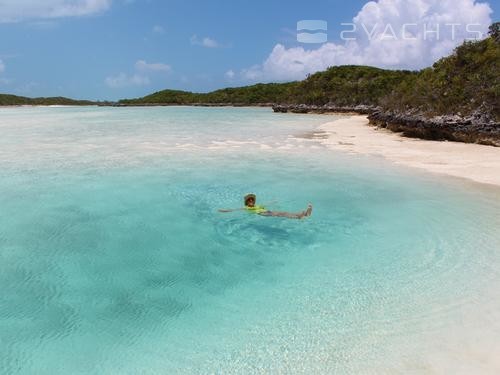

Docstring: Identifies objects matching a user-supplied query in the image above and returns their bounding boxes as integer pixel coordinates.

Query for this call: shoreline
[318,115,500,187]
[273,104,500,147]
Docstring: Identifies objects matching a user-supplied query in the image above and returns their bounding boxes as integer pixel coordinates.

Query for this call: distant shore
[318,115,500,187]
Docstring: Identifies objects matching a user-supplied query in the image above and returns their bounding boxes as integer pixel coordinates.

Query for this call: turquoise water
[1,106,499,374]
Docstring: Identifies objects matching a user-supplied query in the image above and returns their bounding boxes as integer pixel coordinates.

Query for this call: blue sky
[0,0,498,100]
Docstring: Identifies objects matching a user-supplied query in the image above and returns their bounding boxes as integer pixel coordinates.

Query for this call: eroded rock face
[368,110,500,147]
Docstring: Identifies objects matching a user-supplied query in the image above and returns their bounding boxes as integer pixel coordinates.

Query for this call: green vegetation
[381,22,500,120]
[119,67,414,107]
[119,83,298,105]
[203,82,297,104]
[288,66,415,106]
[0,94,96,106]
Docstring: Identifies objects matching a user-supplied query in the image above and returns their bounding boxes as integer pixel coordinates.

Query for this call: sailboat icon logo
[297,20,328,43]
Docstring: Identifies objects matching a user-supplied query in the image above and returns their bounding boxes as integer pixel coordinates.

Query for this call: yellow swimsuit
[245,205,267,214]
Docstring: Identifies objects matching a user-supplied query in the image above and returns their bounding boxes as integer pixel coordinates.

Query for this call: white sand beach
[319,116,500,187]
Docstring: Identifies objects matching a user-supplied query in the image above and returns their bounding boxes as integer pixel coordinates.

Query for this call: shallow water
[1,106,499,374]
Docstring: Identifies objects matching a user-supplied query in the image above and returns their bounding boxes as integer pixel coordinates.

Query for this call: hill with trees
[379,23,499,121]
[118,67,414,107]
[369,23,499,145]
[118,83,298,105]
[0,94,97,106]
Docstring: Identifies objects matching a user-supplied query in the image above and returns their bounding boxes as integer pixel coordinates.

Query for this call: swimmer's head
[244,194,256,207]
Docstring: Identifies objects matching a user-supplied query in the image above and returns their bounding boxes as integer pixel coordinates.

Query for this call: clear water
[1,106,499,374]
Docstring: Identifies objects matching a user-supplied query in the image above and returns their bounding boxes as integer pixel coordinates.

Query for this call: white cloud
[224,69,235,80]
[135,60,171,72]
[239,0,492,81]
[190,35,220,48]
[0,0,111,23]
[152,25,165,34]
[105,59,171,88]
[105,73,150,88]
[0,59,5,73]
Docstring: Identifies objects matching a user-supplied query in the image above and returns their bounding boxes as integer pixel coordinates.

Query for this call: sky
[0,0,498,100]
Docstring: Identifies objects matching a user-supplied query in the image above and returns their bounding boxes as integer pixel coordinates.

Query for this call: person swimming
[219,193,312,219]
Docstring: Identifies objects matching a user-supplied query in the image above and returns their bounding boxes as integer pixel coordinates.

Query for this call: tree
[489,22,500,43]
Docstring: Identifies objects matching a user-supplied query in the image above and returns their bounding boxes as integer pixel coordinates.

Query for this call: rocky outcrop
[272,104,376,114]
[368,109,500,147]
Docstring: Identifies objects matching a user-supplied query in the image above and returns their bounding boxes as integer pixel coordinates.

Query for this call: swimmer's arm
[218,208,245,213]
